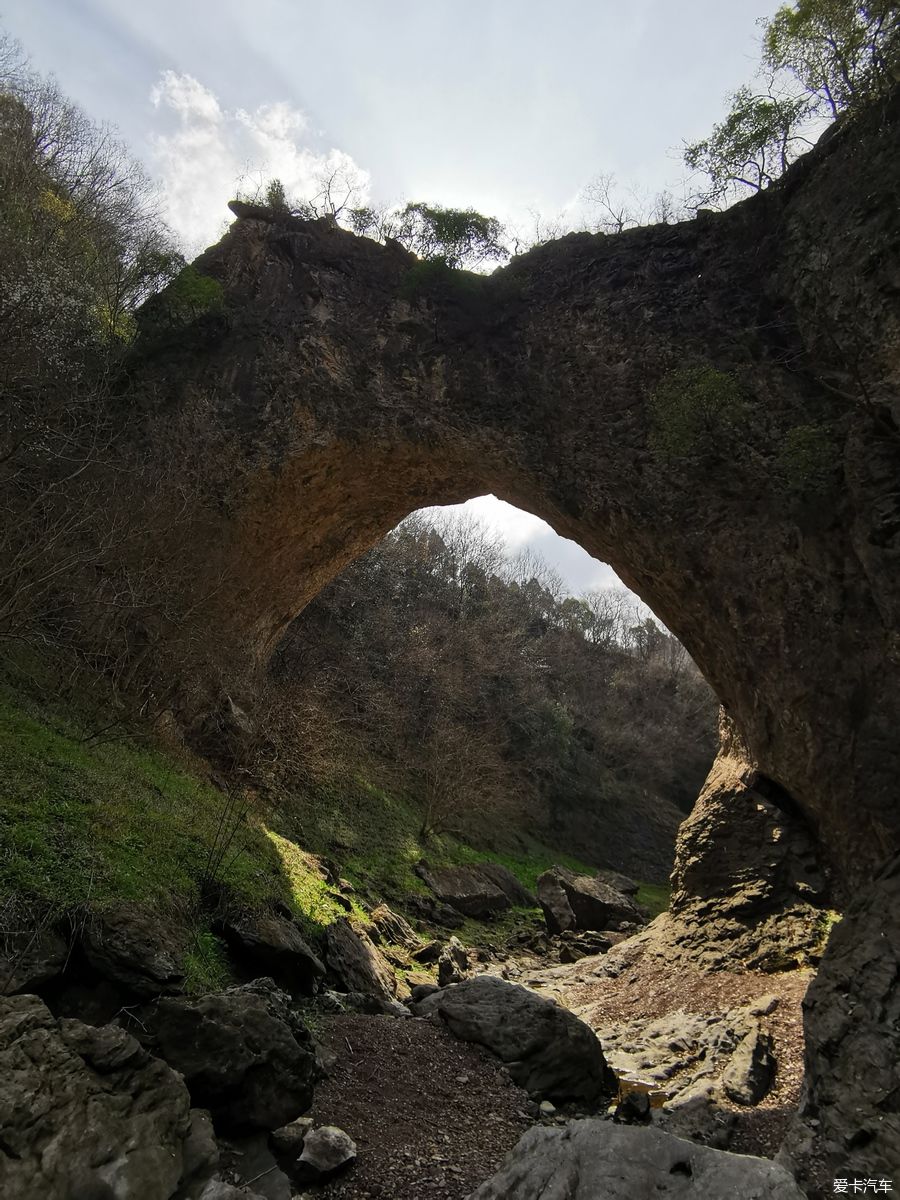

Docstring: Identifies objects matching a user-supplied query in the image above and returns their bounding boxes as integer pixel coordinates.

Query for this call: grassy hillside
[1,662,668,992]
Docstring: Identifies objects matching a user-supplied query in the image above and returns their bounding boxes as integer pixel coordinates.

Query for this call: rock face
[537,867,643,935]
[217,909,325,995]
[149,977,316,1132]
[0,993,193,1200]
[324,918,398,1006]
[663,713,830,972]
[467,1121,806,1199]
[415,975,616,1101]
[415,863,510,917]
[779,852,900,1194]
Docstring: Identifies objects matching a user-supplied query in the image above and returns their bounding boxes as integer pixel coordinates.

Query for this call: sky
[3,0,782,594]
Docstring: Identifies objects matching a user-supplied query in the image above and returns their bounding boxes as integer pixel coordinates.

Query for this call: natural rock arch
[134,91,899,892]
[127,92,900,1186]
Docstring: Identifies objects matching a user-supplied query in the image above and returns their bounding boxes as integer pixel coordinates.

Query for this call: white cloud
[150,71,222,124]
[148,71,370,254]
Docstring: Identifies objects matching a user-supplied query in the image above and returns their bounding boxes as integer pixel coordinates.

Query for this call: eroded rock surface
[0,993,193,1200]
[468,1121,806,1199]
[662,713,830,972]
[779,852,900,1193]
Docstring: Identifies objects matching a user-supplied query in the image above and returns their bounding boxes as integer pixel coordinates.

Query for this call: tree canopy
[685,0,899,206]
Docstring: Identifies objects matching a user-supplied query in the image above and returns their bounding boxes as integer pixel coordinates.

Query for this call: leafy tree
[683,86,812,203]
[264,177,289,212]
[351,200,508,269]
[684,0,899,206]
[763,0,899,116]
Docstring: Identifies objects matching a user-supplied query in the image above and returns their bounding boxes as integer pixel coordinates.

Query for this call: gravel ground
[307,1013,535,1199]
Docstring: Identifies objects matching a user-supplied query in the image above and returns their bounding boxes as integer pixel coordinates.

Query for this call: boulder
[437,936,471,986]
[217,910,324,995]
[415,975,616,1101]
[82,908,185,997]
[594,869,640,896]
[199,1182,266,1200]
[537,867,643,935]
[292,1125,357,1184]
[556,930,613,962]
[324,918,398,1006]
[415,862,510,918]
[0,993,193,1200]
[149,977,316,1131]
[369,903,423,952]
[0,925,68,994]
[475,863,537,908]
[405,895,465,930]
[467,1121,806,1199]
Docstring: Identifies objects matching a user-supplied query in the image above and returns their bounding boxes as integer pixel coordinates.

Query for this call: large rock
[82,908,185,997]
[368,903,423,953]
[475,863,538,908]
[415,975,616,1101]
[778,851,900,1194]
[537,867,643,935]
[0,993,193,1200]
[149,977,316,1132]
[468,1120,806,1198]
[437,935,471,986]
[415,862,510,917]
[324,918,398,1006]
[217,909,325,995]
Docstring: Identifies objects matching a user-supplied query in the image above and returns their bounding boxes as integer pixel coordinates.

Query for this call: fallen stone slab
[537,867,644,936]
[415,862,511,917]
[324,918,398,1008]
[467,1120,806,1199]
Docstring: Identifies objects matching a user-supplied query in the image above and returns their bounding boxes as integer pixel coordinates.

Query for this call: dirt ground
[307,1013,535,1199]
